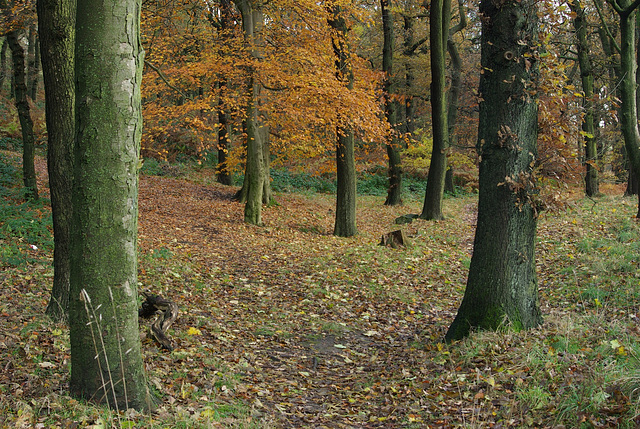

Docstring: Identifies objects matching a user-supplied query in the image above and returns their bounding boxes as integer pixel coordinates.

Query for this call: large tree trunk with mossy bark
[615,0,640,217]
[70,0,154,411]
[233,0,270,224]
[421,0,451,220]
[329,3,357,237]
[7,31,39,201]
[38,0,76,322]
[446,0,542,342]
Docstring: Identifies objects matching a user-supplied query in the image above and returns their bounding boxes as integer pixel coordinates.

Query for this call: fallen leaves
[2,164,640,427]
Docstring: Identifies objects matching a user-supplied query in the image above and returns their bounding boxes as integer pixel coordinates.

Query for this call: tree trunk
[0,38,7,91]
[421,0,451,220]
[214,0,234,186]
[444,0,467,196]
[70,0,154,411]
[626,164,639,196]
[234,0,268,225]
[402,16,419,137]
[571,0,599,197]
[446,0,542,341]
[38,0,76,322]
[27,25,39,101]
[243,76,265,225]
[615,0,640,218]
[329,4,357,237]
[216,82,232,186]
[381,0,403,206]
[7,31,39,201]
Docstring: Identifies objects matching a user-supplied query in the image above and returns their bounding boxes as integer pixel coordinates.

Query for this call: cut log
[379,229,410,248]
[139,291,179,351]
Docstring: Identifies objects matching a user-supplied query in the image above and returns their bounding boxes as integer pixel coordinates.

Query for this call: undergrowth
[0,153,53,267]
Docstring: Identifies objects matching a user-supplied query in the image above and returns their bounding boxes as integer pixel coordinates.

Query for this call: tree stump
[139,291,179,351]
[379,229,410,248]
[394,213,420,225]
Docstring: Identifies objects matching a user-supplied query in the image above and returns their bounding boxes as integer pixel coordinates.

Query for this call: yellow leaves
[187,327,201,336]
[609,339,627,356]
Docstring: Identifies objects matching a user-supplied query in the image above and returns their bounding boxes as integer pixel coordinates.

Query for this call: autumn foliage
[140,0,387,177]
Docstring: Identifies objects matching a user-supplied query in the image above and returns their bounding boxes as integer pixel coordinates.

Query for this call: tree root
[139,291,179,351]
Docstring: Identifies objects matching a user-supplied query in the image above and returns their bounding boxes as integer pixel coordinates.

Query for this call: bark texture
[445,0,467,194]
[614,0,640,217]
[446,0,542,341]
[38,0,76,321]
[421,0,451,220]
[0,38,7,91]
[233,0,270,224]
[329,4,357,237]
[7,31,39,201]
[381,0,403,206]
[570,0,599,197]
[70,0,154,411]
[27,25,39,100]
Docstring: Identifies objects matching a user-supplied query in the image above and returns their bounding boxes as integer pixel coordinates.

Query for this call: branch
[595,0,621,54]
[144,60,188,99]
[404,36,428,56]
[449,0,467,35]
[621,0,640,17]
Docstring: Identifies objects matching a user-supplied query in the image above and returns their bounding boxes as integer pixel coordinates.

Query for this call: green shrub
[270,169,336,194]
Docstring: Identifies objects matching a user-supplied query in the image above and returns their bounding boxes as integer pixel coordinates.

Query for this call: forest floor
[2,154,640,428]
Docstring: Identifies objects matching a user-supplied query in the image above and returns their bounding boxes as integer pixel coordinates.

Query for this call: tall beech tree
[210,0,235,186]
[27,23,38,100]
[444,0,467,193]
[38,0,75,321]
[381,0,403,206]
[421,0,451,220]
[70,0,154,410]
[232,0,271,225]
[570,0,599,197]
[446,0,542,341]
[607,0,640,216]
[328,3,357,237]
[6,30,39,201]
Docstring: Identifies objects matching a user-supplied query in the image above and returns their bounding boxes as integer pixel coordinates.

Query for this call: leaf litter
[1,165,640,427]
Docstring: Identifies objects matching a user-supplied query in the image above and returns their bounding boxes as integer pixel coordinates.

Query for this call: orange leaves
[139,0,387,170]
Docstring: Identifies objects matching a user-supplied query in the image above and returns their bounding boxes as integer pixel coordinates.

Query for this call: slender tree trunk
[214,0,233,186]
[626,164,639,196]
[446,0,542,341]
[402,16,418,137]
[7,31,39,201]
[216,91,232,185]
[0,38,7,91]
[70,0,154,411]
[27,25,39,101]
[30,34,39,100]
[615,0,640,217]
[382,0,403,206]
[571,0,599,197]
[421,0,451,220]
[261,125,271,204]
[444,0,467,195]
[38,0,75,321]
[329,3,357,237]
